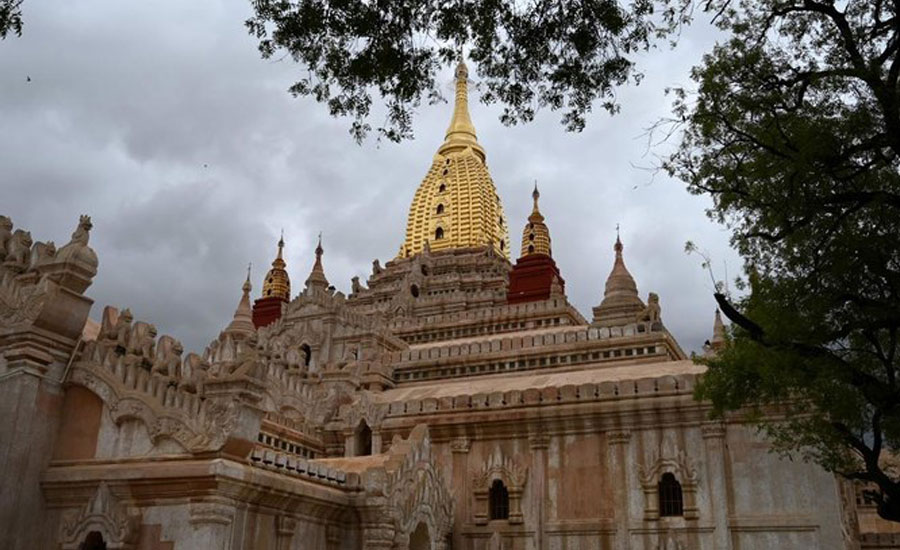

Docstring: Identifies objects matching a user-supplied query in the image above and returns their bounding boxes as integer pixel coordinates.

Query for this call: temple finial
[438,52,483,160]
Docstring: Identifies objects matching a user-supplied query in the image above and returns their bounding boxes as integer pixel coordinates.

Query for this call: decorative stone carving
[700,422,726,440]
[638,449,700,520]
[471,448,528,525]
[361,425,454,548]
[341,390,387,431]
[189,500,235,525]
[655,534,685,550]
[4,229,33,271]
[528,433,549,449]
[607,430,632,445]
[70,356,246,453]
[0,215,12,262]
[450,437,471,454]
[0,275,52,327]
[150,335,183,379]
[59,482,140,550]
[42,215,99,293]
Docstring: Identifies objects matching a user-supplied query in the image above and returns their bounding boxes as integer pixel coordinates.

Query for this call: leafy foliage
[246,0,691,142]
[0,0,23,39]
[667,0,900,521]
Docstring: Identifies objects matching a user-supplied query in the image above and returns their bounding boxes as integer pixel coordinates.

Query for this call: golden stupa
[261,234,291,300]
[399,61,510,259]
[520,184,551,257]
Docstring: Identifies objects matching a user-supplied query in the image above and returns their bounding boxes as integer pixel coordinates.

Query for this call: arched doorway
[80,531,107,550]
[409,522,431,550]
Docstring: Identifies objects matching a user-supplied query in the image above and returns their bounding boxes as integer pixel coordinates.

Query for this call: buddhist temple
[0,59,893,550]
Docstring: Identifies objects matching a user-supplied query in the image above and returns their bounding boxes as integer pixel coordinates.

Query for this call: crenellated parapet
[72,305,269,456]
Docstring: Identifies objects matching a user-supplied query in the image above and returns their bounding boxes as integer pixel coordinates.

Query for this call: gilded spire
[262,233,291,300]
[438,60,486,161]
[305,233,329,291]
[399,58,509,259]
[520,183,551,257]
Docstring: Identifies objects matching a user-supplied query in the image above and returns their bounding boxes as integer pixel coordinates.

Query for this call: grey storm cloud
[1,0,740,354]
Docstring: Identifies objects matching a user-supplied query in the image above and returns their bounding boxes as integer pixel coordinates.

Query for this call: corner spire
[305,232,329,292]
[243,263,252,293]
[438,59,485,161]
[521,182,550,257]
[223,271,256,339]
[591,231,645,326]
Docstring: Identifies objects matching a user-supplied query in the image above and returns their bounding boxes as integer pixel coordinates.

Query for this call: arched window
[528,245,535,254]
[410,284,420,298]
[80,531,107,550]
[439,183,447,192]
[355,420,372,456]
[658,473,684,517]
[529,233,535,241]
[435,227,444,240]
[500,240,505,251]
[436,203,444,214]
[300,344,311,367]
[489,479,510,520]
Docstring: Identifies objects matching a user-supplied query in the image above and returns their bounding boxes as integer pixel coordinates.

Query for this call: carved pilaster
[189,500,235,526]
[275,516,297,550]
[528,433,549,449]
[326,523,342,550]
[607,430,632,446]
[700,421,726,440]
[607,430,631,550]
[701,422,732,549]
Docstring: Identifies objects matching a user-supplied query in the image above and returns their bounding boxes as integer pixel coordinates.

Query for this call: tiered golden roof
[399,61,509,259]
[262,234,291,300]
[520,184,552,257]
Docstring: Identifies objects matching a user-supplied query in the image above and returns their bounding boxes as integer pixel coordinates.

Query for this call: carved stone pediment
[471,448,528,490]
[59,482,140,550]
[341,390,387,430]
[638,449,698,488]
[361,425,454,544]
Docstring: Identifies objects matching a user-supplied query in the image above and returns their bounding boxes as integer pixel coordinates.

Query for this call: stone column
[450,437,471,550]
[701,422,732,550]
[607,431,632,550]
[529,433,549,550]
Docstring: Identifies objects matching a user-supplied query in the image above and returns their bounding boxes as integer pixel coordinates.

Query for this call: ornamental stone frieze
[471,448,529,525]
[638,449,700,521]
[59,482,140,550]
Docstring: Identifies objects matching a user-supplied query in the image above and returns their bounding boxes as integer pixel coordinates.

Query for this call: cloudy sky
[1,1,740,355]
